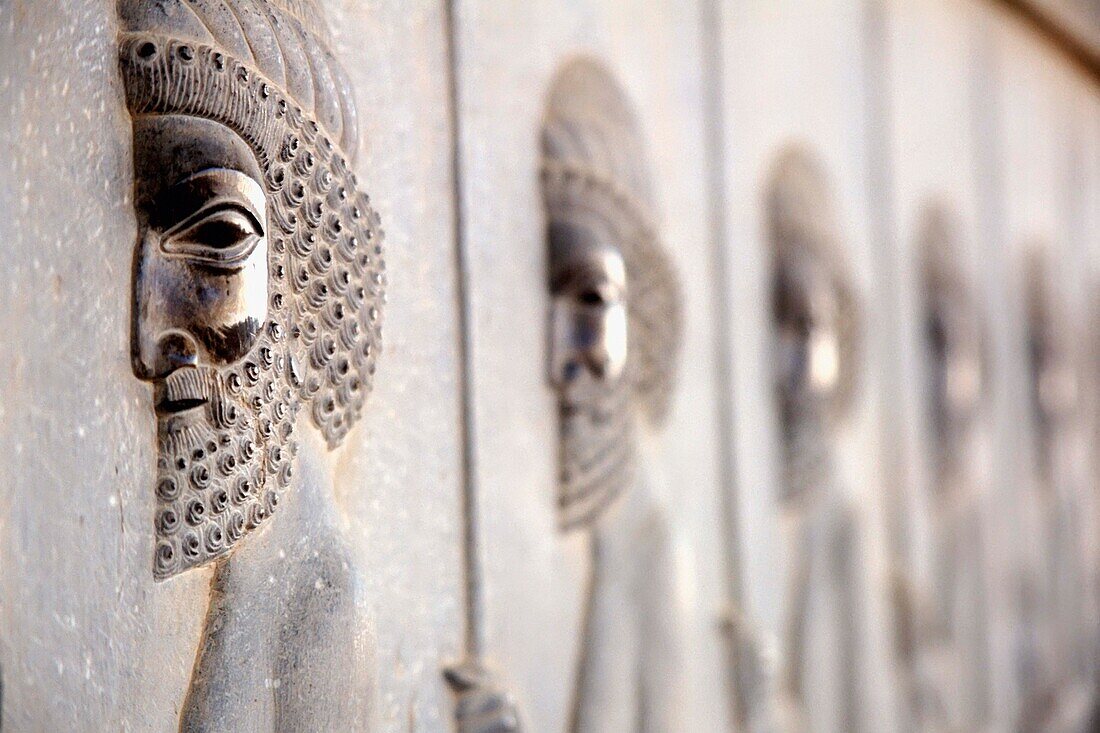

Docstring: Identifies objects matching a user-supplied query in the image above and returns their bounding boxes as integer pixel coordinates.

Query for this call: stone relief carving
[920,208,985,505]
[442,57,686,733]
[119,0,382,728]
[541,58,687,733]
[1016,251,1093,732]
[767,148,864,733]
[902,204,992,731]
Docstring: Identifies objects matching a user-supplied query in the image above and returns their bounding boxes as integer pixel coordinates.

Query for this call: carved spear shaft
[443,0,486,667]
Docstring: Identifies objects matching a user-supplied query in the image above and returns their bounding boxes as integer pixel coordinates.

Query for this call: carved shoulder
[272,533,373,730]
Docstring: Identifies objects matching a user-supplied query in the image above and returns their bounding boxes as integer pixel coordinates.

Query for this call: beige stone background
[0,0,1098,731]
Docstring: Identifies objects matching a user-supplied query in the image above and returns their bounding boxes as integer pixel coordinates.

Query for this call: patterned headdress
[119,0,359,160]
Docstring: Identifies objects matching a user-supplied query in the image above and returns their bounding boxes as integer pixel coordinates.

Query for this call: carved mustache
[156,366,241,430]
[158,366,214,412]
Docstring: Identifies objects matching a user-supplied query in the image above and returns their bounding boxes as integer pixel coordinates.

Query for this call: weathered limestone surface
[0,1,1097,732]
[0,1,467,730]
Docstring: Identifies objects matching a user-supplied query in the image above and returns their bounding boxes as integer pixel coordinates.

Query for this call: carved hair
[920,204,970,312]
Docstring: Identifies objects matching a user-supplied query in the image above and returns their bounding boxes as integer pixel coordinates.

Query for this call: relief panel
[716,1,905,730]
[989,8,1100,727]
[876,3,999,729]
[1015,251,1093,732]
[541,58,686,732]
[449,2,733,731]
[0,0,466,729]
[1082,72,1100,729]
[117,1,381,726]
[911,205,993,730]
[766,147,865,733]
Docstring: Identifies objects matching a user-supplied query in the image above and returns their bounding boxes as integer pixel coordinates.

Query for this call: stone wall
[0,0,1097,731]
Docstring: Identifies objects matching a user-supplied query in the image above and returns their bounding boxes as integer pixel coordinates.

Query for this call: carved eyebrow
[154,168,266,233]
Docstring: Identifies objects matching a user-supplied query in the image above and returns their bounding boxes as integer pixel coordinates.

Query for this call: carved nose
[584,346,612,381]
[133,331,200,381]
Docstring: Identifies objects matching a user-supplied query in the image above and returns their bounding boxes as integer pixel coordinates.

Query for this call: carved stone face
[548,219,629,407]
[546,213,635,532]
[1026,262,1077,480]
[767,150,858,448]
[131,116,269,380]
[772,254,852,505]
[129,115,293,580]
[773,256,844,417]
[118,31,384,579]
[924,285,983,484]
[540,59,681,531]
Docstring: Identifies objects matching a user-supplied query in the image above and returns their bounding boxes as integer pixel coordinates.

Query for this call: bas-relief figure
[443,57,689,733]
[1016,253,1093,733]
[897,205,992,732]
[118,0,384,728]
[1087,287,1100,665]
[542,58,689,733]
[767,148,865,733]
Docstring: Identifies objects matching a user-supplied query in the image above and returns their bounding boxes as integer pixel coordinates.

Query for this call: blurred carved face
[548,219,629,406]
[1027,300,1077,481]
[925,290,983,483]
[773,257,843,422]
[130,115,296,579]
[547,217,634,529]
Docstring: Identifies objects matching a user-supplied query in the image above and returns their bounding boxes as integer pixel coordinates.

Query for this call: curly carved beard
[151,331,299,580]
[558,381,636,532]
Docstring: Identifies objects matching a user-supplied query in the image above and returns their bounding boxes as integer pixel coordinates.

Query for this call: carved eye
[577,289,605,306]
[164,204,263,267]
